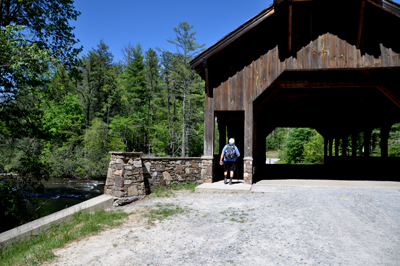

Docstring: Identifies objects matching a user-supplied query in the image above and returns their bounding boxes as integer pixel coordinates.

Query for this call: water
[30,179,105,218]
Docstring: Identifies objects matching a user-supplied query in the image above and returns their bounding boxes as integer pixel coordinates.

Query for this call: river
[31,179,105,218]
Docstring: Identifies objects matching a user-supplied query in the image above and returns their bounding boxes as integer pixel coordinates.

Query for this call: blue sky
[70,0,400,63]
[70,0,272,62]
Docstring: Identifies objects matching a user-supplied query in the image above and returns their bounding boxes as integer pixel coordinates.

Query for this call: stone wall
[105,152,210,198]
[105,152,146,197]
[142,157,208,190]
[243,157,253,184]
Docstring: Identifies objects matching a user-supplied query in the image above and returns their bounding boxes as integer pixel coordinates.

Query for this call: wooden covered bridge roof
[190,0,400,95]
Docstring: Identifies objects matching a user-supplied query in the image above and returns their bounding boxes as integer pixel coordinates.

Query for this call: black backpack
[225,145,236,159]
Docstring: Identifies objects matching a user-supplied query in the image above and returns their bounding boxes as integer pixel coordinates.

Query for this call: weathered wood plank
[214,84,221,110]
[321,34,328,68]
[304,42,312,69]
[346,42,352,68]
[312,37,321,69]
[244,64,253,158]
[338,39,346,68]
[254,58,260,100]
[380,44,388,66]
[271,47,278,81]
[258,56,263,97]
[244,101,253,158]
[393,52,399,66]
[329,34,337,68]
[229,74,236,110]
[297,48,303,69]
[222,79,229,110]
[347,42,355,68]
[374,57,382,67]
[356,49,362,67]
[237,69,244,110]
[204,95,214,157]
[364,54,373,67]
[262,53,269,90]
[268,51,273,87]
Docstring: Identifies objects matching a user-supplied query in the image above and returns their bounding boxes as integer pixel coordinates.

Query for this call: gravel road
[48,186,400,265]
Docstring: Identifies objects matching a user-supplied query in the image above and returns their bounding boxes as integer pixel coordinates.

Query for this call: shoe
[224,178,227,184]
[229,180,232,185]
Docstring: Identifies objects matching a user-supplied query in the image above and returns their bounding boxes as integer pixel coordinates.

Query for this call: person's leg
[223,162,228,184]
[229,162,236,185]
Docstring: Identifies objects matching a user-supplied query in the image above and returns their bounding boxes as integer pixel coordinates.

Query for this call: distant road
[266,158,280,164]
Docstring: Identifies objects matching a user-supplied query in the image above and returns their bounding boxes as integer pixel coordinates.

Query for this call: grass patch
[220,208,250,223]
[142,203,186,226]
[0,209,129,266]
[149,182,198,198]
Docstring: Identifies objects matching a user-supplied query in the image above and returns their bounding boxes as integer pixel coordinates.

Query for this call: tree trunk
[181,87,186,157]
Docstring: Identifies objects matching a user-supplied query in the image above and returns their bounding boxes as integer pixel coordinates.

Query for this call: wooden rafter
[357,0,366,49]
[288,2,293,53]
[377,86,400,108]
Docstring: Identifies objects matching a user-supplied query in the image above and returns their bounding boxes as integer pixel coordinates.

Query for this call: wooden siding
[213,32,400,111]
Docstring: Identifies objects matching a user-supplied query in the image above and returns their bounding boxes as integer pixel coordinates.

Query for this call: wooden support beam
[381,125,391,158]
[288,2,293,54]
[324,137,328,158]
[203,95,215,157]
[203,58,211,97]
[328,138,333,157]
[357,0,366,49]
[377,86,400,109]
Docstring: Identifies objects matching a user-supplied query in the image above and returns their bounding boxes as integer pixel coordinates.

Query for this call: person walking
[219,138,240,185]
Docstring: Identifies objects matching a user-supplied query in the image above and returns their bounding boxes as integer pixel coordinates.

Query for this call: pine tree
[167,22,205,157]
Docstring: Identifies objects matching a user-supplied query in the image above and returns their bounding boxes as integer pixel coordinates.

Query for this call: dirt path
[47,187,400,265]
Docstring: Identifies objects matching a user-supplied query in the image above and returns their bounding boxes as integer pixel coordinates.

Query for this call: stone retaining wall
[105,152,146,197]
[142,157,209,190]
[105,152,211,197]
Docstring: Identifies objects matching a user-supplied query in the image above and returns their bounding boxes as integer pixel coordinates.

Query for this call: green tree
[302,130,324,164]
[120,43,148,152]
[166,22,205,157]
[281,128,312,163]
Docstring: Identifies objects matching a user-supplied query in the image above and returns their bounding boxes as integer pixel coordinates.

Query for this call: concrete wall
[0,194,113,247]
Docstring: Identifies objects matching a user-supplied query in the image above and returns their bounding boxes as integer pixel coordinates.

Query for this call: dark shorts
[223,161,236,172]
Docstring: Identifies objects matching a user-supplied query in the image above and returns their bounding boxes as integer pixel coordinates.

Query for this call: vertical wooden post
[328,138,333,157]
[381,125,391,158]
[203,58,211,97]
[203,95,215,157]
[324,137,328,158]
[335,138,339,156]
[352,133,357,157]
[357,0,366,49]
[288,1,293,55]
[341,136,348,157]
[364,129,371,157]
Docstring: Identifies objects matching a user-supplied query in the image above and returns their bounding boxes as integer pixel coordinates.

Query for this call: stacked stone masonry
[243,158,253,184]
[142,157,207,189]
[105,152,209,197]
[105,152,145,197]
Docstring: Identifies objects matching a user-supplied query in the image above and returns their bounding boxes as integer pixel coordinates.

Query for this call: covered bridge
[190,0,400,184]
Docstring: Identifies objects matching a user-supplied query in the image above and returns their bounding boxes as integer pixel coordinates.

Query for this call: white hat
[229,138,235,144]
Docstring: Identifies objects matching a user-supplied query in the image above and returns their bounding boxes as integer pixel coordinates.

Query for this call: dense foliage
[0,0,205,231]
[267,126,400,164]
